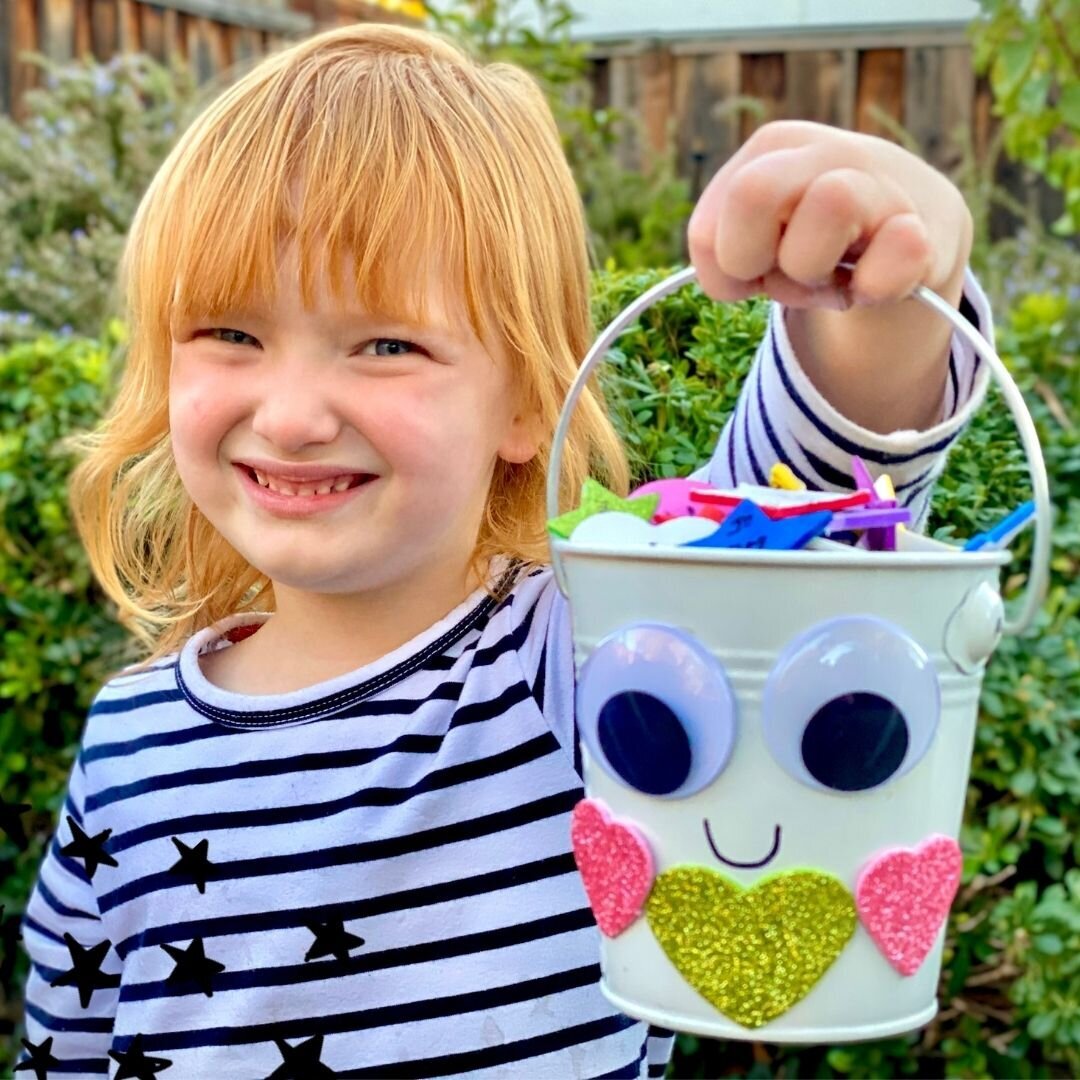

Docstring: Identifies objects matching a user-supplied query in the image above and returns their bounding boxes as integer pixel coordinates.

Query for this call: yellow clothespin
[770,463,805,492]
[874,473,904,530]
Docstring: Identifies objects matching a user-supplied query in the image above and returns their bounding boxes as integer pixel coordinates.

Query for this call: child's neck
[201,558,490,696]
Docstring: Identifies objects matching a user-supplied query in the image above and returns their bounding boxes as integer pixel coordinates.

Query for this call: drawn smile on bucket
[704,819,782,870]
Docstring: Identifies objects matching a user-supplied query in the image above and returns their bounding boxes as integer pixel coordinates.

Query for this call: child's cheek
[169,372,246,483]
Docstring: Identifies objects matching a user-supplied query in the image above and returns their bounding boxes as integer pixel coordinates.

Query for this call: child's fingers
[776,167,909,286]
[687,147,807,301]
[710,151,914,281]
[842,212,936,305]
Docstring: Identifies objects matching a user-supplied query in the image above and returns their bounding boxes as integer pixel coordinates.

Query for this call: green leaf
[1032,932,1063,954]
[1028,1013,1057,1039]
[995,32,1038,96]
[1060,81,1080,129]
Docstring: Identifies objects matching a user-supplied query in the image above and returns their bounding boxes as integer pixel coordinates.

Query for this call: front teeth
[253,470,355,496]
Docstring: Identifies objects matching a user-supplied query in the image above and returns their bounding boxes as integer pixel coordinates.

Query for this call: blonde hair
[64,22,629,678]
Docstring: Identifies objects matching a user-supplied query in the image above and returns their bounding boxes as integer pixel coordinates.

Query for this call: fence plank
[856,48,903,138]
[673,50,739,198]
[188,15,212,78]
[0,0,10,114]
[641,44,674,158]
[41,0,76,61]
[90,0,118,58]
[785,48,854,129]
[740,52,784,140]
[939,44,974,172]
[904,45,946,166]
[140,1,164,59]
[608,53,641,171]
[209,17,230,73]
[116,0,138,49]
[167,7,186,60]
[233,24,261,65]
[75,0,93,56]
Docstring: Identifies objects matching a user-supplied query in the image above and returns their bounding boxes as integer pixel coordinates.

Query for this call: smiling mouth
[703,819,782,869]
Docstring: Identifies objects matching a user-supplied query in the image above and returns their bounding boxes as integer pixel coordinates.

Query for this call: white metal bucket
[547,268,1051,1044]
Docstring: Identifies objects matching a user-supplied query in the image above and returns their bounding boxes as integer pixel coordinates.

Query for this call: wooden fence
[0,0,418,117]
[587,24,998,201]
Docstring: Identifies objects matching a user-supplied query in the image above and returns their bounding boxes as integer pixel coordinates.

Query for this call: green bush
[1,267,1076,1075]
[0,52,203,346]
[0,324,138,1050]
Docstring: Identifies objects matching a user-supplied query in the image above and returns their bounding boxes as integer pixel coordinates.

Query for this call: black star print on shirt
[161,937,226,997]
[167,837,215,893]
[265,1034,336,1079]
[0,796,32,850]
[49,932,120,1008]
[59,815,119,880]
[109,1034,173,1080]
[14,1035,61,1080]
[304,919,365,962]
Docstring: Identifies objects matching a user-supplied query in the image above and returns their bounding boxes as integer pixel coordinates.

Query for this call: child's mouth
[235,464,377,516]
[703,819,782,869]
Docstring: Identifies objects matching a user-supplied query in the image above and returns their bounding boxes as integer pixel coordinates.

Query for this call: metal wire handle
[545,266,1052,636]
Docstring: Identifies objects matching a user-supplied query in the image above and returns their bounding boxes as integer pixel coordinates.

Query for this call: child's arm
[685,119,991,524]
[18,756,120,1073]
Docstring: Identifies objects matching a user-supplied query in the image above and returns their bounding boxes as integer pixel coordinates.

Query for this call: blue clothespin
[684,499,832,551]
[963,501,1036,552]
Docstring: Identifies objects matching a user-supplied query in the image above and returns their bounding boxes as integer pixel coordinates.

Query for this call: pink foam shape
[856,834,963,976]
[570,798,655,937]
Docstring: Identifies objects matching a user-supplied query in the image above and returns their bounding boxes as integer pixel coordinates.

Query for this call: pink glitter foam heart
[855,834,963,976]
[571,798,655,938]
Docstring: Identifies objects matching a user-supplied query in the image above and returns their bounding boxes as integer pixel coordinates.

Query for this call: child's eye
[360,338,426,357]
[208,328,259,347]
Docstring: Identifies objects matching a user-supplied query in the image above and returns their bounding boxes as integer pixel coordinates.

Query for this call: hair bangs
[162,53,486,343]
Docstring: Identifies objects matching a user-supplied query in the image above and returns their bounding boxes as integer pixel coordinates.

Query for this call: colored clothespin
[850,456,901,551]
[769,463,806,492]
[827,507,912,534]
[690,486,871,519]
[684,499,832,551]
[963,501,1036,552]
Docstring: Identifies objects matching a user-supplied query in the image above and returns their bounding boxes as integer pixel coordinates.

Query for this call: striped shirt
[20,273,991,1078]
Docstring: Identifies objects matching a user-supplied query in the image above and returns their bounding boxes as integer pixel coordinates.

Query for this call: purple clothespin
[850,456,901,551]
[827,507,912,534]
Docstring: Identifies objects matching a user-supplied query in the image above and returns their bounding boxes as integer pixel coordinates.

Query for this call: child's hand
[686,120,974,434]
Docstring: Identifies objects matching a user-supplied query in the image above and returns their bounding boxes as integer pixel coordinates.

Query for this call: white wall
[535,0,988,41]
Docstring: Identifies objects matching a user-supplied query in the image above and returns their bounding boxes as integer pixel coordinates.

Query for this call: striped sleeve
[647,1025,675,1076]
[690,266,993,528]
[20,749,118,1076]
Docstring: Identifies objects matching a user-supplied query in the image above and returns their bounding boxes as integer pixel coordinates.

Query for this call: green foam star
[547,477,660,539]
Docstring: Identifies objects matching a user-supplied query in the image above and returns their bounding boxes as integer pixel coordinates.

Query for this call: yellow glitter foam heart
[645,865,857,1029]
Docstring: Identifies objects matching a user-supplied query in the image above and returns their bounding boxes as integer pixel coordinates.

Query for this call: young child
[19,22,993,1079]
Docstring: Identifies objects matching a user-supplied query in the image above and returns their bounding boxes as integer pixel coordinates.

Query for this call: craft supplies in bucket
[547,267,1052,1045]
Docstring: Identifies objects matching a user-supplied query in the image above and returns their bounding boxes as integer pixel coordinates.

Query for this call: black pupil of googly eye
[597,690,692,795]
[801,692,909,792]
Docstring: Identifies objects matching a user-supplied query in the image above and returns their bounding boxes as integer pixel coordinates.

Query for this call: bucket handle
[545,265,1052,636]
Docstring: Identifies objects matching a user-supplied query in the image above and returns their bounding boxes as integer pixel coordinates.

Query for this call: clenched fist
[687,120,975,432]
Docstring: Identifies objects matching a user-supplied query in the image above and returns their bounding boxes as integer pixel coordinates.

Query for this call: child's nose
[250,369,343,451]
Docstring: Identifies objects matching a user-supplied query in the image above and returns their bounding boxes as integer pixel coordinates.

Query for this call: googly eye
[762,616,940,794]
[577,622,737,799]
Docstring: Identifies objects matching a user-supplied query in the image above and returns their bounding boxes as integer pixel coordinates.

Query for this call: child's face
[168,244,537,599]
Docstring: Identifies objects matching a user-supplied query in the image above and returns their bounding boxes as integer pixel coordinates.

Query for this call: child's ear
[497,407,543,466]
